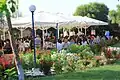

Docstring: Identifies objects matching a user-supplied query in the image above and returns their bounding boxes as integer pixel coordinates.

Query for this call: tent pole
[58,25,59,39]
[85,26,87,36]
[69,29,70,37]
[42,29,44,50]
[81,27,82,32]
[46,29,47,36]
[78,27,79,33]
[56,23,58,49]
[63,28,64,37]
[85,28,86,36]
[20,28,24,38]
[3,27,6,40]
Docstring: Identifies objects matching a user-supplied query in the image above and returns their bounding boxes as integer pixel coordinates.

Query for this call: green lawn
[26,61,120,80]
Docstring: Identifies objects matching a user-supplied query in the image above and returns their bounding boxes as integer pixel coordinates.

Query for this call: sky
[19,0,120,16]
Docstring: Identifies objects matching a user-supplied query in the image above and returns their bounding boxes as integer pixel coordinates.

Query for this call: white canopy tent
[69,16,108,27]
[11,14,108,29]
[11,11,73,29]
[82,16,108,35]
[67,16,108,35]
[83,16,108,26]
[11,11,74,48]
[5,12,109,43]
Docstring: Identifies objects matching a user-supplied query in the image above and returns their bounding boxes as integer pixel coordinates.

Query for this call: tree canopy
[73,2,109,22]
[0,0,16,16]
[109,5,120,24]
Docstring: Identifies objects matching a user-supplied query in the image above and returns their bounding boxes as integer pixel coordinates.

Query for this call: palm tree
[0,0,24,80]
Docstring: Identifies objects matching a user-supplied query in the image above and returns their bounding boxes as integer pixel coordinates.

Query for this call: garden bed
[25,61,120,80]
[1,38,120,79]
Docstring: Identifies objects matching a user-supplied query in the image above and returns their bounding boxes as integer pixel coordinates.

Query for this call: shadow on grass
[26,70,120,80]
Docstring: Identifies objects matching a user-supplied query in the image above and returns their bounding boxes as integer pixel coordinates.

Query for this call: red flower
[106,48,112,58]
[0,55,14,69]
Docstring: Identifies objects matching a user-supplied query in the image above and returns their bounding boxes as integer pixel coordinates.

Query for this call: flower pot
[42,65,51,75]
[40,62,52,75]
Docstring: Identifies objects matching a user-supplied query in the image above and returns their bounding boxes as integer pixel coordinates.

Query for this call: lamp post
[56,23,58,49]
[29,5,36,67]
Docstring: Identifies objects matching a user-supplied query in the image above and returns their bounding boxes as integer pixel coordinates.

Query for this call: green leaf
[8,0,16,5]
[5,67,15,73]
[0,0,6,5]
[9,71,16,76]
[10,4,15,13]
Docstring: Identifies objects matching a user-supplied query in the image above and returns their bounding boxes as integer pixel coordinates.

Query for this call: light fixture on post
[29,5,36,67]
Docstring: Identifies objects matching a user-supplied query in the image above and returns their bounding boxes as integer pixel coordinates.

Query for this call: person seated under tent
[3,39,12,54]
[35,35,41,50]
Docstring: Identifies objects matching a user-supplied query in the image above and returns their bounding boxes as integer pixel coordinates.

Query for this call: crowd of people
[57,34,111,51]
[0,31,113,54]
[0,37,32,54]
[0,35,55,54]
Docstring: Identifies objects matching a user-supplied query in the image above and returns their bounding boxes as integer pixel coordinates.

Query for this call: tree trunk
[6,15,24,80]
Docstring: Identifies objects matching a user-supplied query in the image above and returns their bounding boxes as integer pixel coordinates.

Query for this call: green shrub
[0,66,17,80]
[90,44,102,55]
[68,44,92,54]
[50,49,57,54]
[20,54,34,70]
[52,53,66,74]
[0,51,3,57]
[112,50,117,58]
[68,44,80,53]
[53,61,63,74]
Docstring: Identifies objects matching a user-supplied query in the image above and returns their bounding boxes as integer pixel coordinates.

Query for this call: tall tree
[74,2,109,22]
[0,0,24,80]
[109,5,120,24]
[109,10,117,24]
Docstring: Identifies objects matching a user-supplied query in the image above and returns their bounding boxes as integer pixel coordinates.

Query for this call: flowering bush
[90,38,120,55]
[51,53,66,74]
[103,47,120,59]
[0,54,14,69]
[39,54,53,68]
[63,54,76,72]
[0,54,17,80]
[37,51,53,75]
[51,50,96,74]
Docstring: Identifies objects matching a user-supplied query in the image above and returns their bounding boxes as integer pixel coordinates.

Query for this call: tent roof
[11,11,73,29]
[83,16,108,26]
